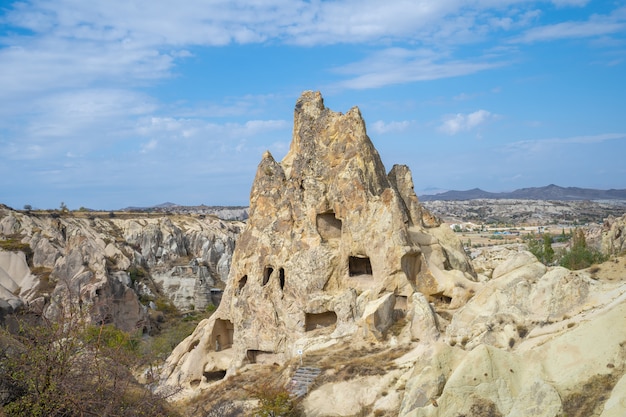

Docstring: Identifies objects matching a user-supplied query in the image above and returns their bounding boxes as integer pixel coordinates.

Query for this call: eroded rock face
[0,209,241,331]
[602,214,626,256]
[159,91,477,392]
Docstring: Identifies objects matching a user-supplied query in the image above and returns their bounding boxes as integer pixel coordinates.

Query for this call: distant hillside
[119,203,249,221]
[419,184,626,201]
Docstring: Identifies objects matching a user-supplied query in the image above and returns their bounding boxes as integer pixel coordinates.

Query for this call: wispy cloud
[439,109,497,135]
[514,7,626,43]
[505,133,626,153]
[2,0,621,98]
[370,120,412,134]
[332,47,507,89]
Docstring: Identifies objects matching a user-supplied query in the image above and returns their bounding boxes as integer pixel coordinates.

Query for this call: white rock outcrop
[0,208,241,331]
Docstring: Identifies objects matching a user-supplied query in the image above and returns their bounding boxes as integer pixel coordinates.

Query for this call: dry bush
[0,305,179,417]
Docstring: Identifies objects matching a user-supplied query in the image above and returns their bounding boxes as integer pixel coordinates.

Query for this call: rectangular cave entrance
[305,311,338,332]
[212,319,234,351]
[246,349,279,365]
[203,370,227,382]
[349,256,372,276]
[316,212,342,241]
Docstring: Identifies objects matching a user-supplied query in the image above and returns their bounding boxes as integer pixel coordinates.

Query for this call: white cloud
[370,120,411,134]
[135,117,288,140]
[140,139,158,153]
[332,47,507,89]
[515,7,626,43]
[2,0,621,97]
[439,109,496,135]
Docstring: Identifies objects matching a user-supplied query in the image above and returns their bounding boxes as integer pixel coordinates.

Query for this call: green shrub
[155,298,178,315]
[559,228,607,270]
[128,266,148,285]
[526,233,554,265]
[82,324,140,353]
[250,381,302,417]
[0,314,177,417]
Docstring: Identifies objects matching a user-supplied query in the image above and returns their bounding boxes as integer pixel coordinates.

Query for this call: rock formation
[0,209,241,331]
[602,213,626,256]
[160,92,626,417]
[159,90,478,391]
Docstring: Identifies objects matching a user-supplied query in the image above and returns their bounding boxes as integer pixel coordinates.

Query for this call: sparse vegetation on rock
[0,309,178,416]
[559,228,607,270]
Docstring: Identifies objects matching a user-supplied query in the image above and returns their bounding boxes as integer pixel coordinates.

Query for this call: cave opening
[263,266,273,286]
[238,275,247,293]
[305,311,338,332]
[349,256,372,276]
[279,267,285,290]
[212,319,234,351]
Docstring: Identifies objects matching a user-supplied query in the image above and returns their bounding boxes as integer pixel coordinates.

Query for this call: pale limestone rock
[0,251,28,294]
[602,213,626,256]
[470,244,528,279]
[303,372,402,417]
[400,343,461,415]
[159,91,474,391]
[445,260,596,350]
[388,164,441,229]
[0,250,34,310]
[361,292,395,340]
[0,206,240,331]
[400,281,626,417]
[492,249,545,280]
[408,292,439,342]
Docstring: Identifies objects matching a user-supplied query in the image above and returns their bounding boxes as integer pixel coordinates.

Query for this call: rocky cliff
[602,213,626,256]
[159,91,478,391]
[0,208,242,331]
[159,92,626,417]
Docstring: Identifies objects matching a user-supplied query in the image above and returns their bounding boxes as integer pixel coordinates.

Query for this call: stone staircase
[287,366,322,398]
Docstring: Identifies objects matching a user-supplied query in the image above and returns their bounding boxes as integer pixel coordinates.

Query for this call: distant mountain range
[418,184,626,201]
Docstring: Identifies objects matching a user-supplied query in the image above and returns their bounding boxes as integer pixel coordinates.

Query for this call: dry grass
[305,343,412,387]
[182,363,292,415]
[558,372,620,417]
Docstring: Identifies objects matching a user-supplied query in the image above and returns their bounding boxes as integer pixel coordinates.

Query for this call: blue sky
[1,0,625,210]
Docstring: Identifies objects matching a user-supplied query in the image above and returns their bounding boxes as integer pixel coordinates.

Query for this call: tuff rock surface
[0,208,241,331]
[159,91,478,392]
[160,92,626,417]
[602,213,626,256]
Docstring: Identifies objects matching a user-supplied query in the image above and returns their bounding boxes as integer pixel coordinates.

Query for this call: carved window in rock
[238,275,247,294]
[203,370,227,382]
[262,266,273,286]
[246,349,279,364]
[279,267,285,290]
[316,212,342,241]
[212,319,234,351]
[349,255,372,276]
[305,311,338,332]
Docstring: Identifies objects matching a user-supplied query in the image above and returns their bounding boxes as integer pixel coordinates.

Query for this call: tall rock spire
[159,91,477,394]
